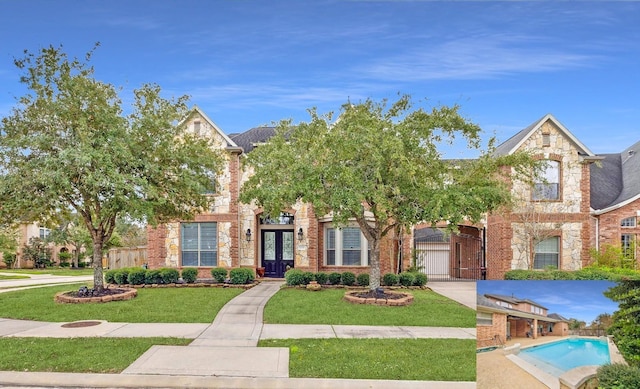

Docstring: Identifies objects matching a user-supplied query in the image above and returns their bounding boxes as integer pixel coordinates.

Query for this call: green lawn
[0,268,93,276]
[0,337,191,373]
[259,338,475,381]
[0,274,30,280]
[0,284,243,323]
[263,288,475,327]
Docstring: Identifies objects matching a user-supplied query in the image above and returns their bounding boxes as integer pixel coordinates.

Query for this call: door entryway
[261,230,294,278]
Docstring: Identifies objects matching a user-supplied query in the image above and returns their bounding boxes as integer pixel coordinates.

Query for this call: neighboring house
[146,107,411,279]
[9,222,66,268]
[477,293,569,348]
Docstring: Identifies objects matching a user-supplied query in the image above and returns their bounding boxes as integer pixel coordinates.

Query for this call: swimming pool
[518,338,610,377]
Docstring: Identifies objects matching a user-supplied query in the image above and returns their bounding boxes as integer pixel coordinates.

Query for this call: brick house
[147,107,410,278]
[477,293,569,348]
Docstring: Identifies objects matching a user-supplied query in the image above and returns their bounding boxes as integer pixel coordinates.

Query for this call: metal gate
[413,227,485,281]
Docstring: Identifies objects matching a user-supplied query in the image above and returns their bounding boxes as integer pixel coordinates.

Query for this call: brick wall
[596,197,640,263]
[477,312,506,348]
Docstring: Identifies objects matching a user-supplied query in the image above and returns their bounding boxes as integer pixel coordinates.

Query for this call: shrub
[113,268,131,285]
[341,271,356,286]
[160,268,180,284]
[211,267,228,283]
[314,272,328,285]
[383,273,398,286]
[302,271,314,285]
[398,272,415,287]
[127,268,147,285]
[548,270,576,280]
[229,268,254,284]
[413,272,428,286]
[356,273,370,287]
[104,269,117,284]
[285,269,306,286]
[597,363,640,388]
[145,269,163,284]
[328,272,342,285]
[181,268,198,284]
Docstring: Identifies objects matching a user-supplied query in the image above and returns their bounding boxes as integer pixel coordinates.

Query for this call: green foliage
[239,95,535,291]
[145,269,163,284]
[58,252,72,266]
[597,363,640,388]
[413,272,428,286]
[503,267,640,281]
[341,272,356,286]
[160,268,180,284]
[2,252,16,269]
[113,268,131,285]
[0,45,224,290]
[604,281,640,367]
[228,268,255,285]
[181,268,198,284]
[314,272,328,285]
[356,273,369,287]
[127,268,146,285]
[383,273,399,286]
[398,272,415,287]
[22,237,52,268]
[590,244,637,270]
[210,267,228,283]
[328,272,342,285]
[285,269,307,286]
[104,269,117,284]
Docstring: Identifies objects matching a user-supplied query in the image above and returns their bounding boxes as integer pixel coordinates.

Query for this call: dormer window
[542,133,551,147]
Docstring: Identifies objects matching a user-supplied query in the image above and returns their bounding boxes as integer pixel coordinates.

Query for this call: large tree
[604,281,640,366]
[240,95,534,290]
[0,45,223,291]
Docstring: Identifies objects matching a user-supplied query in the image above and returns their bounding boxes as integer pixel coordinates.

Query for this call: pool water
[518,338,610,376]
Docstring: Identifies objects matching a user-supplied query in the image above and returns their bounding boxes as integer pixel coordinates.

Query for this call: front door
[261,230,294,278]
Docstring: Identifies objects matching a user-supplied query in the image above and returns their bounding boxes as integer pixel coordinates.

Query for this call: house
[0,222,68,269]
[146,107,410,279]
[477,293,569,348]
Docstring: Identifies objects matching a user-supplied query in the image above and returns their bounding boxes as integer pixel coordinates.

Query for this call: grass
[0,274,30,280]
[0,337,191,373]
[0,284,244,323]
[263,288,475,327]
[259,338,475,381]
[0,268,93,276]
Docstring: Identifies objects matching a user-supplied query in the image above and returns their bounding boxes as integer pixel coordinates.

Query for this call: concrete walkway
[0,279,477,388]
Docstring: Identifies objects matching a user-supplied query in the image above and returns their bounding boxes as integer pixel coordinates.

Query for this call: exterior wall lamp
[297,227,304,241]
[246,228,252,242]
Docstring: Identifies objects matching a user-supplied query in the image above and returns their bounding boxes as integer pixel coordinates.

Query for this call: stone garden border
[343,289,414,306]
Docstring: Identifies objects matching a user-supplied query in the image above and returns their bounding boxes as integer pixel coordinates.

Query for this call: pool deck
[477,336,624,389]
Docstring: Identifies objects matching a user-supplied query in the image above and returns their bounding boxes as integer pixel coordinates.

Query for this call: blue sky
[1,1,639,157]
[477,280,619,325]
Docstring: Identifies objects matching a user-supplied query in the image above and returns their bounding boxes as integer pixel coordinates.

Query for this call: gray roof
[548,313,570,321]
[484,293,548,310]
[591,139,640,212]
[477,294,509,311]
[493,116,542,156]
[230,127,276,153]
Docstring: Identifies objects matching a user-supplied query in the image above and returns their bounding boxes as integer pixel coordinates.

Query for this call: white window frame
[621,217,636,228]
[181,222,218,267]
[533,236,560,269]
[532,160,560,201]
[477,312,493,326]
[621,234,636,259]
[39,227,51,240]
[325,226,369,266]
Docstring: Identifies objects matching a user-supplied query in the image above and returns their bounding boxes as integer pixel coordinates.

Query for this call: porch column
[533,318,538,339]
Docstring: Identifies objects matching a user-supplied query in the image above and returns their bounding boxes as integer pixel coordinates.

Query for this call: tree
[47,214,93,268]
[604,281,640,366]
[591,312,613,331]
[0,44,224,291]
[240,95,535,290]
[22,237,52,268]
[568,318,587,331]
[0,227,19,268]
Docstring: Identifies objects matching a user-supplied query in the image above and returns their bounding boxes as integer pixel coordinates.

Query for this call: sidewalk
[0,279,477,388]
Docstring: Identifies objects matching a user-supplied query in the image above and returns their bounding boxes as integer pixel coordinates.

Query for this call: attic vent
[629,150,635,156]
[542,133,551,147]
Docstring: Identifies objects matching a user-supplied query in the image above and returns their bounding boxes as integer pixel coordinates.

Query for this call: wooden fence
[106,247,147,269]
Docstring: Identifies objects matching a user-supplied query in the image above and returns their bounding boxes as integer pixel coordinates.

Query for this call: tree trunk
[369,239,381,291]
[92,240,104,291]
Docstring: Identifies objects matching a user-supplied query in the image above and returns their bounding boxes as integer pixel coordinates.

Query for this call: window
[496,301,512,309]
[622,234,636,259]
[203,172,217,194]
[534,237,559,269]
[621,217,636,228]
[530,306,543,315]
[477,312,493,326]
[193,121,201,136]
[39,227,50,240]
[533,160,560,201]
[542,133,551,147]
[181,223,217,267]
[325,227,369,266]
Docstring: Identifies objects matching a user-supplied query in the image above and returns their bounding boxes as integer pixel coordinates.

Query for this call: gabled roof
[547,313,570,322]
[183,106,239,149]
[477,294,566,322]
[230,126,277,153]
[591,139,640,213]
[494,113,596,157]
[484,293,548,310]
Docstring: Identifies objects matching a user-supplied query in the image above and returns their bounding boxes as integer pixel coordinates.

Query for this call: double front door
[261,230,294,278]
